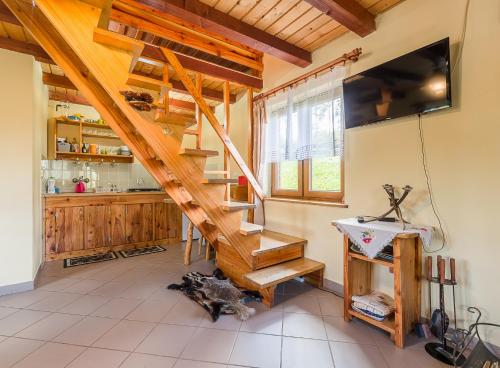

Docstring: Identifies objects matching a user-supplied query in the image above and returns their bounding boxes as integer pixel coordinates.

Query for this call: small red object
[75,181,86,193]
[238,176,248,186]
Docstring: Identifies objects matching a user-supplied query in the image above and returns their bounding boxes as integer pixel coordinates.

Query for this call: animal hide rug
[168,269,260,321]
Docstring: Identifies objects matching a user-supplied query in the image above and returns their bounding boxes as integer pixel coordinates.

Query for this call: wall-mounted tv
[343,38,452,129]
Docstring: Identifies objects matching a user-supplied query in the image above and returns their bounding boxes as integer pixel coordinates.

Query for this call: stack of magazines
[351,291,395,321]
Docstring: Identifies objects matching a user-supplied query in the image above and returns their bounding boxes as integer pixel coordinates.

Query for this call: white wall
[0,49,47,291]
[208,0,499,342]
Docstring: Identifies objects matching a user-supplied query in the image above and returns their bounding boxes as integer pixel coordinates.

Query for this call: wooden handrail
[161,47,266,201]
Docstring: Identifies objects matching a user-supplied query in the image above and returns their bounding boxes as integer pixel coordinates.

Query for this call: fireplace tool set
[425,255,466,366]
[357,184,413,229]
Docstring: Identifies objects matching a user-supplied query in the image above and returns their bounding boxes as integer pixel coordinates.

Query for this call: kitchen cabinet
[155,202,180,240]
[44,193,181,261]
[84,205,111,249]
[110,204,127,246]
[126,203,153,243]
[45,206,84,255]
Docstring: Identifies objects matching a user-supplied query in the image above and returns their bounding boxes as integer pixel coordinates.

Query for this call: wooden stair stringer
[13,0,258,267]
[1,0,219,246]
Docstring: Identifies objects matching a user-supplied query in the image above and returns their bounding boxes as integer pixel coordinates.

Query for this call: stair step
[206,219,263,235]
[253,230,306,254]
[201,178,238,184]
[244,258,324,289]
[221,201,256,212]
[93,28,144,55]
[127,73,162,92]
[218,229,305,269]
[239,221,264,235]
[180,148,219,157]
[155,112,196,127]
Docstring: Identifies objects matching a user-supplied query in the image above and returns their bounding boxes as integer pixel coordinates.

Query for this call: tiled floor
[0,242,447,368]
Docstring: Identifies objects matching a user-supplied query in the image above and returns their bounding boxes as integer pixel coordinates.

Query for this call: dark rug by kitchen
[63,252,118,268]
[119,245,166,258]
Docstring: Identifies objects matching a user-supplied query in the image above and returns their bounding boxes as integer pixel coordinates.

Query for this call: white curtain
[264,66,346,163]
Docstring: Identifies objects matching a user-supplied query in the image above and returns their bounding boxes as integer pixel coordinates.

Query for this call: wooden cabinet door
[110,204,127,246]
[84,205,111,249]
[126,203,153,243]
[154,202,179,240]
[45,207,84,255]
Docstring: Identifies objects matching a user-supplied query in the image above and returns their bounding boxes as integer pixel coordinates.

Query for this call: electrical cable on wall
[418,114,445,253]
[451,0,471,77]
[418,0,471,253]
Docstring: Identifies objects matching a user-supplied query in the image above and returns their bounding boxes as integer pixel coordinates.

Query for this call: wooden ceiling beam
[129,71,234,103]
[0,36,54,63]
[303,0,375,37]
[49,90,91,106]
[109,8,263,72]
[0,1,20,25]
[43,72,75,89]
[141,44,262,89]
[117,0,312,67]
[44,72,202,111]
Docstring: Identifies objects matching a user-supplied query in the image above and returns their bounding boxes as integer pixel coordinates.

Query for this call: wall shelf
[348,309,395,334]
[348,251,393,268]
[55,151,133,163]
[50,118,132,163]
[82,133,120,139]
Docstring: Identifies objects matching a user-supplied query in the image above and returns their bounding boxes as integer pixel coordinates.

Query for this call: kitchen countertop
[43,191,167,198]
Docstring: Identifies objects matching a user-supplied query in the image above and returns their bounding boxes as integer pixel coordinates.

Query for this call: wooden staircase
[4,0,325,307]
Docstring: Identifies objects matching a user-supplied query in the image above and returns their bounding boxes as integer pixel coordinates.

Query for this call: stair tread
[244,258,324,288]
[252,229,306,254]
[222,201,257,212]
[93,28,143,55]
[207,219,263,235]
[239,221,264,235]
[180,148,219,157]
[201,178,238,184]
[155,112,196,127]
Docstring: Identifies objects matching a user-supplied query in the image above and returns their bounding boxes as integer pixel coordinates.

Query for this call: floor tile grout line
[6,337,51,367]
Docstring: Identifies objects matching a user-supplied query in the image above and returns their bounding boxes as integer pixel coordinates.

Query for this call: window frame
[271,158,344,203]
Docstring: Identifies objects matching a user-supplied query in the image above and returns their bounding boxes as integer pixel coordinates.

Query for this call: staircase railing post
[247,87,255,223]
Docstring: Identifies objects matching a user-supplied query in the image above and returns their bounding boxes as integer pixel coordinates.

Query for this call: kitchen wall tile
[41,161,160,194]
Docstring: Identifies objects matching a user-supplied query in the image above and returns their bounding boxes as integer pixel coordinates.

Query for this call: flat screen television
[343,38,452,129]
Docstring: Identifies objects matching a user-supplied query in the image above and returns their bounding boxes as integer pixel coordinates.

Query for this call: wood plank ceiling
[0,0,404,109]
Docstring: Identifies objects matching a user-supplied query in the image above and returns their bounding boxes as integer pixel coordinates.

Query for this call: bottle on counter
[47,177,56,194]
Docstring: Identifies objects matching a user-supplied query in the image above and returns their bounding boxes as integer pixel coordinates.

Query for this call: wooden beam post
[247,87,255,223]
[97,0,114,30]
[154,63,170,121]
[223,80,230,201]
[195,72,202,150]
[303,0,375,37]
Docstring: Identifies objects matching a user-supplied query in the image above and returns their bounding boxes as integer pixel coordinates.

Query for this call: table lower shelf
[348,308,395,334]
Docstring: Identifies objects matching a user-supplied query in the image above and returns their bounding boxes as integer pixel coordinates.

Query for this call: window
[266,68,345,202]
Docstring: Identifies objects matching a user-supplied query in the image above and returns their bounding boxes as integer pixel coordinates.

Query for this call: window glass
[278,160,298,190]
[310,156,341,192]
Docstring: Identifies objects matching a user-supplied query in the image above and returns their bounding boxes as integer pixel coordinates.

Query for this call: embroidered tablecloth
[333,218,433,259]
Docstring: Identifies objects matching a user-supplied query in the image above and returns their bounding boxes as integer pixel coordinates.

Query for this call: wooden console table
[342,232,422,348]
